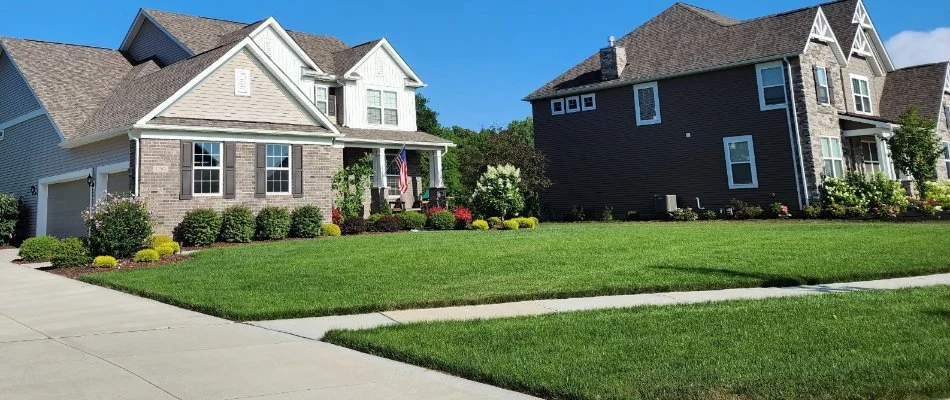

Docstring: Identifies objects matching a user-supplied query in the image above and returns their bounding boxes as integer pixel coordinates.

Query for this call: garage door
[106,171,130,196]
[47,179,90,238]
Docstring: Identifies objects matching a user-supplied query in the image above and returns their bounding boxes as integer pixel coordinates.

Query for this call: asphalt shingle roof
[143,9,247,54]
[878,62,950,123]
[338,127,454,145]
[331,39,381,77]
[285,31,351,75]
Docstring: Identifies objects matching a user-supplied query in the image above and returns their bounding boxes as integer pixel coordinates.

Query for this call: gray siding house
[526,0,950,219]
[0,9,453,237]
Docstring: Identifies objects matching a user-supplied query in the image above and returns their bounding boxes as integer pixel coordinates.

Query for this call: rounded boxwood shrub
[51,237,91,267]
[133,249,160,263]
[148,234,173,249]
[92,256,118,268]
[18,235,60,262]
[397,211,427,231]
[322,223,341,237]
[154,244,176,257]
[471,220,489,230]
[291,205,323,238]
[514,217,537,229]
[429,211,456,230]
[502,220,520,230]
[220,205,255,243]
[341,216,367,235]
[84,194,152,259]
[487,217,503,229]
[177,208,221,247]
[374,215,403,232]
[256,206,291,240]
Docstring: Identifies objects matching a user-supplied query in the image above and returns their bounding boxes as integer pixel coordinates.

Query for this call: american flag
[395,146,409,194]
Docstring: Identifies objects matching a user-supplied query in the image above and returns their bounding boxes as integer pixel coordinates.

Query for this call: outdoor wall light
[87,173,95,188]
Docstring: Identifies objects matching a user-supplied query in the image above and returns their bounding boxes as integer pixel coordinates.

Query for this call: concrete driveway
[0,249,536,400]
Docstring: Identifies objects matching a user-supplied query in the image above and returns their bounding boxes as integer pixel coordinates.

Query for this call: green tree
[332,154,373,218]
[456,128,550,216]
[415,94,441,134]
[886,106,943,199]
[416,94,464,197]
[504,117,535,146]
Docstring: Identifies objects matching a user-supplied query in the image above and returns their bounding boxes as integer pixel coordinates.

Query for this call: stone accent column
[429,149,446,207]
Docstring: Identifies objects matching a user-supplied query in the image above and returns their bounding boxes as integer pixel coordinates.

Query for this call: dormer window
[367,89,398,126]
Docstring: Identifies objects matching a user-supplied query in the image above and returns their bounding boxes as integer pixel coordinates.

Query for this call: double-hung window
[851,75,873,114]
[367,89,398,126]
[265,144,291,194]
[315,86,329,115]
[821,136,844,178]
[756,61,787,111]
[814,66,831,105]
[942,141,950,179]
[723,135,758,189]
[633,82,661,125]
[944,105,950,129]
[861,140,881,174]
[193,142,222,195]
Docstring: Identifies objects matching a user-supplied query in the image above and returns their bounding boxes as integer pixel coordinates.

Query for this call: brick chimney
[599,36,626,81]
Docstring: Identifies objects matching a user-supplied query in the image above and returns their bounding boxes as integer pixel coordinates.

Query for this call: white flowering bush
[471,164,525,218]
[82,193,153,258]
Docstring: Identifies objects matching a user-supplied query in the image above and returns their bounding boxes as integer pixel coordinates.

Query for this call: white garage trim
[37,168,92,237]
[95,161,130,201]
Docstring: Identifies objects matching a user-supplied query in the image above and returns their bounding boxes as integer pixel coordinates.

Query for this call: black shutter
[255,144,266,198]
[292,144,303,198]
[328,94,337,117]
[223,142,236,199]
[179,141,193,200]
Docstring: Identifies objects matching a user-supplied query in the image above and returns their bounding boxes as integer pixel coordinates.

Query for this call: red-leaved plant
[426,206,446,217]
[453,206,473,228]
[331,207,342,225]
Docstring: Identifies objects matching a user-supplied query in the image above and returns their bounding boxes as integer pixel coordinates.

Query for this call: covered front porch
[836,114,899,180]
[341,144,449,217]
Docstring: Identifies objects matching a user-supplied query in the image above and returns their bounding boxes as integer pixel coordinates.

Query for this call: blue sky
[2,1,948,130]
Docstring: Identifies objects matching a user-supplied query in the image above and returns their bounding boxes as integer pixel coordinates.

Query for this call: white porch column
[373,147,387,188]
[876,133,896,179]
[429,149,444,188]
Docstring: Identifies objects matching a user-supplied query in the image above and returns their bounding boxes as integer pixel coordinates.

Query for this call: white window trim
[860,140,881,174]
[756,61,787,111]
[551,98,565,115]
[633,81,661,126]
[580,93,597,111]
[815,66,831,105]
[821,136,845,178]
[944,105,950,129]
[234,68,251,97]
[565,96,581,113]
[942,141,950,162]
[193,142,223,197]
[366,88,399,126]
[723,135,759,189]
[314,85,329,115]
[850,73,873,115]
[265,144,292,195]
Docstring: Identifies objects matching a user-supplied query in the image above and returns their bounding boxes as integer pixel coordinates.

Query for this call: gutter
[783,56,810,209]
[129,132,141,196]
[334,137,457,148]
[59,125,132,148]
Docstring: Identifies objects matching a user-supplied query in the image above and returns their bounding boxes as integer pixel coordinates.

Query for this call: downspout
[130,131,141,197]
[783,57,810,208]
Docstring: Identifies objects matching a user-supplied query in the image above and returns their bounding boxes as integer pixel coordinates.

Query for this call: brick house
[526,0,950,219]
[0,9,452,237]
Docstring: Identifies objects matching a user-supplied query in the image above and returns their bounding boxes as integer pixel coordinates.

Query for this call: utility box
[654,195,678,214]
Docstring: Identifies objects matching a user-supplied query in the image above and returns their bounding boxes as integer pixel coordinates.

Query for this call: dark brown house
[526,0,950,219]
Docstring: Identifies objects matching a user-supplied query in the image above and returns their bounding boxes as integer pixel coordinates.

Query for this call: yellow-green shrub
[148,234,173,249]
[503,220,520,230]
[471,220,489,230]
[322,223,341,237]
[515,217,537,229]
[133,249,160,263]
[154,244,175,257]
[92,256,118,268]
[165,241,181,254]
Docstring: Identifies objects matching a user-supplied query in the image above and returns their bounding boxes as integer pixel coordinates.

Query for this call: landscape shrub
[528,216,539,226]
[426,206,446,217]
[154,244,176,257]
[625,210,640,221]
[18,235,60,261]
[824,203,848,219]
[331,207,343,225]
[163,241,181,254]
[702,209,719,220]
[514,217,536,229]
[397,211,427,230]
[601,207,614,222]
[730,199,763,220]
[924,181,950,208]
[148,234,173,249]
[487,216,503,229]
[569,205,586,222]
[83,194,152,258]
[367,213,384,232]
[671,207,699,222]
[471,164,524,218]
[909,198,940,218]
[374,216,403,232]
[290,205,323,238]
[502,220,520,230]
[51,237,91,267]
[819,172,906,217]
[133,249,160,263]
[453,206,473,228]
[322,223,341,237]
[803,204,823,219]
[0,193,20,246]
[770,202,792,219]
[341,217,367,235]
[471,219,489,230]
[177,208,221,247]
[255,206,291,240]
[220,205,255,243]
[428,211,456,230]
[380,201,394,216]
[92,256,118,268]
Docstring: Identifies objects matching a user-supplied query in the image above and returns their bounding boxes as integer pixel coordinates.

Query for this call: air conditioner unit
[654,194,677,214]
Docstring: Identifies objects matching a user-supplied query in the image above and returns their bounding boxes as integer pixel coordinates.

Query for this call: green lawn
[80,221,950,321]
[325,286,950,400]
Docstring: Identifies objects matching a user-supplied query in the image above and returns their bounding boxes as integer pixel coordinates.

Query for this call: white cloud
[884,27,950,68]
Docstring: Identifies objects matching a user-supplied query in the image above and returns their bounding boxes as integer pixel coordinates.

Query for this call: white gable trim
[135,37,340,135]
[249,17,322,73]
[342,38,425,87]
[944,64,950,94]
[848,27,885,77]
[845,0,895,72]
[119,9,195,57]
[804,7,848,65]
[0,45,67,142]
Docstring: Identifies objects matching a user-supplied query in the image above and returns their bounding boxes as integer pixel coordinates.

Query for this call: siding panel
[127,19,192,66]
[0,52,41,122]
[342,48,417,131]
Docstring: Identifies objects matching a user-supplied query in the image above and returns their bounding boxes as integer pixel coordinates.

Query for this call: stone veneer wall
[138,138,340,235]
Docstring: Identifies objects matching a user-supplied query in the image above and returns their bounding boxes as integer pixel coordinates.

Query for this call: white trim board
[0,109,46,130]
[36,168,93,237]
[134,129,336,145]
[341,38,425,87]
[94,161,131,201]
[249,18,321,73]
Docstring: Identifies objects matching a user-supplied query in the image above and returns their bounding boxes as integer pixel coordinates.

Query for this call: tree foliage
[332,154,373,218]
[886,106,943,199]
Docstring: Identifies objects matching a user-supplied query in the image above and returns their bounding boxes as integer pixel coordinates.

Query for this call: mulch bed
[43,254,192,279]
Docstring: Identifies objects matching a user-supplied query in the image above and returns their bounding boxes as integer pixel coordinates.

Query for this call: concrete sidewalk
[0,249,536,400]
[252,273,950,340]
